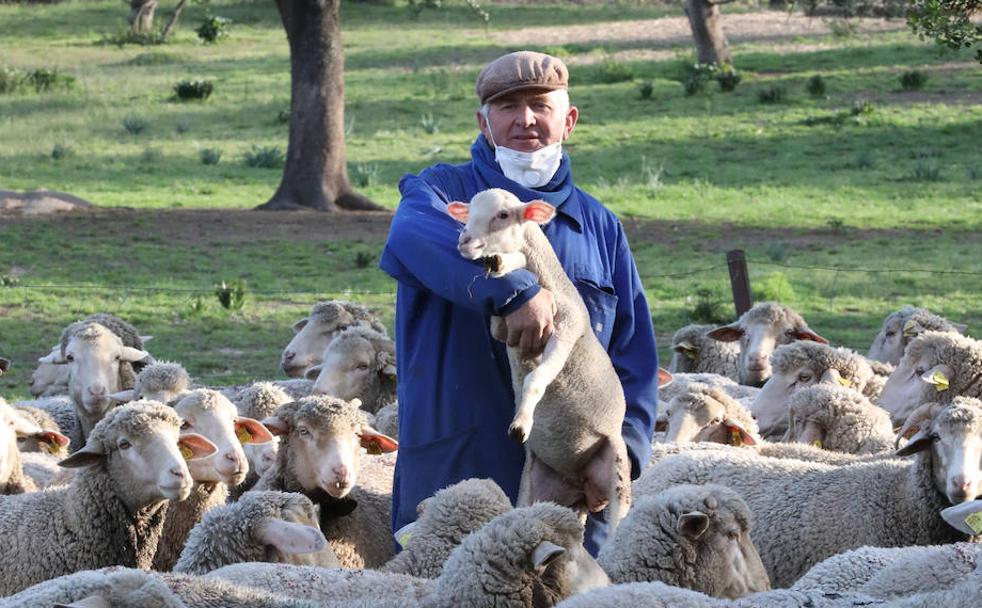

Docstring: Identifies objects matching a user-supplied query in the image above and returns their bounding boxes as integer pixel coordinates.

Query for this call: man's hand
[504,289,555,353]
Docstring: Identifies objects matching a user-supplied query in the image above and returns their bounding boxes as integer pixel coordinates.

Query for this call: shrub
[0,67,20,94]
[276,109,290,124]
[26,68,75,93]
[909,160,943,182]
[805,75,827,98]
[899,70,928,91]
[851,98,875,116]
[127,51,180,66]
[175,117,191,134]
[716,64,741,92]
[51,143,73,160]
[200,148,222,165]
[244,145,284,169]
[419,112,439,134]
[140,147,162,164]
[353,163,380,188]
[765,242,790,263]
[855,150,875,170]
[123,115,150,135]
[639,80,654,100]
[682,63,716,96]
[100,29,167,48]
[754,272,797,302]
[825,17,858,38]
[687,288,729,324]
[174,79,213,101]
[196,15,232,44]
[354,251,374,269]
[758,85,787,104]
[214,280,246,312]
[596,59,634,84]
[826,217,846,233]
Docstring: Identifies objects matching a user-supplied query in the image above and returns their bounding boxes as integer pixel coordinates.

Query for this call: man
[379,51,659,554]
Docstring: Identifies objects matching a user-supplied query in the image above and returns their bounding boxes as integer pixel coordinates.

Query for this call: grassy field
[0,0,979,398]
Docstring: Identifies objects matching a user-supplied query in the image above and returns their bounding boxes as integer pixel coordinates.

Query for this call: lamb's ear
[235,416,275,445]
[109,389,137,403]
[360,426,398,454]
[896,429,933,457]
[723,418,757,446]
[55,597,110,608]
[292,318,308,333]
[707,324,743,343]
[446,201,469,223]
[303,365,324,381]
[120,346,151,363]
[793,328,829,345]
[255,518,327,555]
[59,444,106,469]
[179,433,219,460]
[522,200,556,224]
[531,540,566,570]
[941,500,982,536]
[678,511,711,540]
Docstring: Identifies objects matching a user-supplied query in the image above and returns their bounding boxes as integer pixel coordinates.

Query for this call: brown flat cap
[476,51,569,104]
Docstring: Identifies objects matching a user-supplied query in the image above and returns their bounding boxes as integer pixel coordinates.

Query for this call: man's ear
[447,202,469,223]
[523,200,556,224]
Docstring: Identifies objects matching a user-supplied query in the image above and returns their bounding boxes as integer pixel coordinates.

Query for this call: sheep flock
[0,292,979,607]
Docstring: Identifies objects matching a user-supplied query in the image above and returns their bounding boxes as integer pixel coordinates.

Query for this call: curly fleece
[135,362,191,398]
[904,331,982,401]
[310,300,387,336]
[60,313,145,353]
[737,302,809,331]
[771,341,877,398]
[234,381,292,420]
[670,324,739,379]
[787,385,894,455]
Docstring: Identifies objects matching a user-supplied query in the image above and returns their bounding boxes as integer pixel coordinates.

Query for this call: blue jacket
[379,135,660,548]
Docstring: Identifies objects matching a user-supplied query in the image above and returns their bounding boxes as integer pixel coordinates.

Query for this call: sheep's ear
[109,389,137,403]
[796,421,826,449]
[255,518,327,555]
[896,429,933,457]
[38,350,67,365]
[657,368,673,388]
[179,432,219,460]
[37,430,71,451]
[59,445,106,469]
[707,324,743,343]
[941,500,982,536]
[292,318,308,333]
[377,351,397,378]
[522,200,556,224]
[723,419,757,447]
[952,322,968,334]
[55,597,110,608]
[0,357,8,375]
[793,329,829,345]
[394,520,418,549]
[262,415,291,436]
[919,365,951,393]
[677,511,711,540]
[139,335,154,343]
[820,368,852,388]
[446,201,469,223]
[120,346,151,363]
[360,427,398,454]
[235,416,275,445]
[303,365,323,381]
[531,540,566,570]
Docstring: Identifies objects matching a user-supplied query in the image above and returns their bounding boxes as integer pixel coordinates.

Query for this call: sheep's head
[281,301,384,378]
[262,395,397,499]
[868,307,966,366]
[29,347,71,397]
[2,401,63,480]
[447,188,556,266]
[896,397,982,505]
[785,384,879,450]
[13,406,70,457]
[59,401,218,511]
[308,327,396,413]
[663,384,758,447]
[111,361,191,406]
[229,491,331,567]
[669,325,731,375]
[173,389,273,486]
[707,303,826,387]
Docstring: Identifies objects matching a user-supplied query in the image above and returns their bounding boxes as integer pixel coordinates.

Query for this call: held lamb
[784,384,895,455]
[597,483,769,598]
[205,502,610,608]
[868,305,967,365]
[382,477,513,578]
[175,490,339,575]
[706,302,827,387]
[448,189,631,530]
[308,326,398,415]
[282,300,387,378]
[634,396,982,588]
[253,394,399,568]
[0,401,217,595]
[110,361,193,405]
[878,330,982,426]
[668,324,740,381]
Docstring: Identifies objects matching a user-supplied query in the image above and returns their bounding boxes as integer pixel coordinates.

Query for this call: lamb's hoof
[508,419,531,443]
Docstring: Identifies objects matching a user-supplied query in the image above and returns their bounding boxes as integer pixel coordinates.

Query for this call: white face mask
[483,110,564,189]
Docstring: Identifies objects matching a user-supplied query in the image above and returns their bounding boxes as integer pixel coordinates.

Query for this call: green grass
[0,0,980,397]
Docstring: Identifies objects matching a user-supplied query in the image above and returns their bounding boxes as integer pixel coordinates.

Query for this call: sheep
[282,300,387,378]
[878,330,982,426]
[370,401,399,440]
[228,381,293,500]
[648,437,883,470]
[60,312,149,353]
[751,340,880,438]
[205,502,610,607]
[658,372,761,406]
[668,324,740,381]
[447,190,631,530]
[784,384,895,455]
[14,404,71,457]
[253,394,399,569]
[110,361,192,405]
[12,395,83,452]
[28,346,70,397]
[308,326,397,415]
[633,396,982,588]
[705,302,828,387]
[868,305,967,365]
[661,382,762,447]
[0,401,218,595]
[151,388,274,572]
[175,490,339,575]
[382,478,512,578]
[1,398,44,494]
[597,484,769,598]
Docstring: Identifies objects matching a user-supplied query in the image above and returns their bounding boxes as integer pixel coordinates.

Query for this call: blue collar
[471,135,583,232]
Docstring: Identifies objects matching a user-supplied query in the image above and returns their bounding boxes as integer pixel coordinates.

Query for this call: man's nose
[515,105,535,127]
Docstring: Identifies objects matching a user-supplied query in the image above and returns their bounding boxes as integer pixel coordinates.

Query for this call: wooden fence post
[727,249,752,317]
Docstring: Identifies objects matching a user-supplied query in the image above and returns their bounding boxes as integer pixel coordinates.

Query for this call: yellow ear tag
[730,427,743,447]
[902,320,918,338]
[180,444,194,460]
[41,440,57,455]
[932,371,950,392]
[236,427,253,445]
[835,375,852,388]
[399,530,413,547]
[812,440,823,449]
[965,511,982,535]
[365,440,383,456]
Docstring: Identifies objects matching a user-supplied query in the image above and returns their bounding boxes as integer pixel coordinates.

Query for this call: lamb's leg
[516,445,534,507]
[582,436,631,534]
[509,334,576,443]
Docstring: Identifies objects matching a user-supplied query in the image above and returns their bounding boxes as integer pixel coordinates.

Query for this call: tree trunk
[129,0,158,34]
[684,0,732,66]
[161,0,189,39]
[258,0,382,212]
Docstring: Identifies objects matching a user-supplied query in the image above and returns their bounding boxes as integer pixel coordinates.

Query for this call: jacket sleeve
[608,221,660,479]
[379,172,541,316]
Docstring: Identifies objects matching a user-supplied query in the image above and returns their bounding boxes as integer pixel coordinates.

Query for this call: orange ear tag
[365,440,383,456]
[730,427,743,447]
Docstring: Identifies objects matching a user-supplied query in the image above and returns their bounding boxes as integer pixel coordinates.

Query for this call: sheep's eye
[66,354,75,362]
[114,355,121,362]
[180,420,191,430]
[297,427,310,437]
[798,373,812,383]
[930,433,940,441]
[711,417,723,425]
[727,530,740,540]
[356,362,370,371]
[885,330,896,337]
[118,439,132,450]
[914,367,926,376]
[497,211,509,220]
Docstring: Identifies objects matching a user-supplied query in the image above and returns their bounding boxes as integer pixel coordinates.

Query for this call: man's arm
[608,222,660,479]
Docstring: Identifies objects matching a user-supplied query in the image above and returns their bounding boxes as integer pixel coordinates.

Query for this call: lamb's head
[111,361,191,406]
[752,341,872,437]
[59,401,218,509]
[707,303,827,387]
[785,384,885,451]
[281,300,386,378]
[447,188,556,266]
[897,397,982,504]
[173,389,273,486]
[308,327,396,414]
[879,331,982,427]
[43,322,150,425]
[599,484,769,598]
[29,346,70,397]
[262,395,398,499]
[234,382,292,478]
[13,406,70,457]
[868,306,966,366]
[663,384,759,447]
[433,502,609,605]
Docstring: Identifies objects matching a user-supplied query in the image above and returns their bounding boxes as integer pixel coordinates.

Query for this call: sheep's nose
[953,476,972,491]
[224,451,242,465]
[333,465,349,485]
[88,385,107,396]
[746,354,767,368]
[169,466,188,481]
[283,351,296,362]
